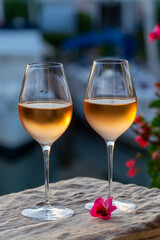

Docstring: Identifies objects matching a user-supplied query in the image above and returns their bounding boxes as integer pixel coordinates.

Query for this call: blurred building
[0,0,54,150]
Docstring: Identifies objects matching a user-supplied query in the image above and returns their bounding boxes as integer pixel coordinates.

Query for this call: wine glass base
[22,205,74,221]
[85,200,136,214]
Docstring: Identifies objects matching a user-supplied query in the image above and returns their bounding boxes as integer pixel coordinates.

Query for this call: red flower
[154,82,160,90]
[125,158,138,178]
[141,126,149,133]
[90,197,117,220]
[125,159,135,168]
[135,135,148,148]
[148,23,160,43]
[127,167,137,178]
[134,115,144,125]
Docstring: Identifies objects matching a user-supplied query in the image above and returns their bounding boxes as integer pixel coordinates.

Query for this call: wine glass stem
[105,140,115,198]
[42,145,51,205]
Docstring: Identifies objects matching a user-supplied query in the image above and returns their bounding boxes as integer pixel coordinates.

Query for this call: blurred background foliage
[4,1,28,22]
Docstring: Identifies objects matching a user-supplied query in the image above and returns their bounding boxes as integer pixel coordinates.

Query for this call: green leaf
[149,99,160,108]
[151,114,160,127]
[153,129,160,137]
[149,144,158,154]
[150,179,160,188]
[147,159,158,168]
[147,160,159,177]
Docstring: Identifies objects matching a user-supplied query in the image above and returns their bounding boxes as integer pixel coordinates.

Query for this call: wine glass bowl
[18,62,74,221]
[18,101,72,146]
[84,97,137,141]
[84,59,137,212]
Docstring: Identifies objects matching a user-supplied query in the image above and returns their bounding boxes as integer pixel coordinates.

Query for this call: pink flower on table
[148,23,160,43]
[90,197,117,220]
[135,135,148,148]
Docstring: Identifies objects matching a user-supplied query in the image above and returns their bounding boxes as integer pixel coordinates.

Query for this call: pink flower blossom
[127,167,137,178]
[135,135,148,148]
[125,159,135,168]
[90,197,117,220]
[148,23,160,43]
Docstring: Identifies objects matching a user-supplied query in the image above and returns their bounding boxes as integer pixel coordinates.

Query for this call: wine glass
[84,59,137,212]
[18,62,74,221]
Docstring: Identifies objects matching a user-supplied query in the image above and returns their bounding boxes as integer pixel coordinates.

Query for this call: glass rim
[27,62,63,68]
[93,58,128,65]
